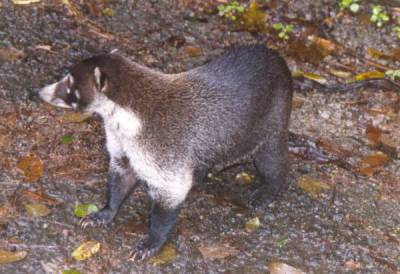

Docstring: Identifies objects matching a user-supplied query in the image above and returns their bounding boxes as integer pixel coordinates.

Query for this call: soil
[0,1,399,273]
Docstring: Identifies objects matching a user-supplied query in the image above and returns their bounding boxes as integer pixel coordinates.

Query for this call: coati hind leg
[248,134,289,209]
[130,172,193,261]
[80,156,139,228]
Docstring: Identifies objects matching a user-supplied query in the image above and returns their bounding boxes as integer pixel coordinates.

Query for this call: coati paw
[248,186,279,210]
[79,209,115,229]
[128,236,163,261]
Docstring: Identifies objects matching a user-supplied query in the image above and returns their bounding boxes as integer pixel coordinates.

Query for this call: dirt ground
[0,1,399,273]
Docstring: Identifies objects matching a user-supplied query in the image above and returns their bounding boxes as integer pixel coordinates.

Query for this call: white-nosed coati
[39,45,293,260]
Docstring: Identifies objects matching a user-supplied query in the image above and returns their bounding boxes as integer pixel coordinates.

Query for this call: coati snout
[39,45,293,260]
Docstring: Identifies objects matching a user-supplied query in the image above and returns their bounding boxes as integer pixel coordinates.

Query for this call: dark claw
[128,237,161,262]
[79,209,115,229]
[248,186,278,210]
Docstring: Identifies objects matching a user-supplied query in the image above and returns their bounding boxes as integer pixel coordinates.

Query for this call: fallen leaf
[62,134,75,145]
[236,1,267,33]
[102,7,115,17]
[0,203,14,219]
[16,155,44,182]
[245,217,260,232]
[72,241,100,261]
[269,262,306,274]
[344,260,362,270]
[148,243,177,265]
[0,249,27,264]
[21,190,62,206]
[35,44,52,51]
[62,268,82,274]
[308,35,337,57]
[184,46,203,57]
[12,0,40,5]
[292,95,305,109]
[355,71,385,81]
[24,203,51,217]
[296,175,330,197]
[329,69,352,79]
[293,70,327,84]
[288,40,328,65]
[276,238,288,248]
[198,243,239,260]
[0,46,25,62]
[366,124,382,147]
[74,203,98,218]
[62,112,92,123]
[358,152,390,176]
[316,137,352,158]
[368,47,400,62]
[235,172,254,185]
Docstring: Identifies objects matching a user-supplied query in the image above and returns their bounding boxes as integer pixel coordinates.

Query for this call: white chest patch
[91,94,193,207]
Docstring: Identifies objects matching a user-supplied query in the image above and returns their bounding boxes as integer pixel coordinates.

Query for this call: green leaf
[74,203,99,218]
[349,3,359,13]
[62,269,82,274]
[62,134,75,145]
[277,238,289,248]
[272,23,283,30]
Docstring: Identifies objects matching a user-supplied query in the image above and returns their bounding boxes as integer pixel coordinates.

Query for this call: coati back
[39,45,293,260]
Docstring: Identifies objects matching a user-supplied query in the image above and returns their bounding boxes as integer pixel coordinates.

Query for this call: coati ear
[94,67,107,92]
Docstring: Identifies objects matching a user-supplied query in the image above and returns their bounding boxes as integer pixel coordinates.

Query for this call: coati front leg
[80,156,139,228]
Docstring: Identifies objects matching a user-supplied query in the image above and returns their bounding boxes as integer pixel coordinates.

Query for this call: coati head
[39,60,108,112]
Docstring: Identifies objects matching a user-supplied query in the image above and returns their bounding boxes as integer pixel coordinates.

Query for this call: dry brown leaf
[21,190,61,205]
[245,217,261,232]
[292,95,306,110]
[198,243,239,260]
[0,250,27,264]
[35,44,52,51]
[366,124,383,147]
[309,35,337,57]
[355,71,385,81]
[296,175,330,198]
[16,155,44,182]
[148,243,177,265]
[235,172,254,185]
[12,0,40,5]
[344,260,362,271]
[269,262,306,274]
[292,70,327,84]
[316,137,352,158]
[62,112,92,123]
[0,46,25,62]
[329,69,352,79]
[184,46,203,57]
[72,241,100,261]
[0,203,14,219]
[358,152,390,176]
[236,1,267,33]
[24,203,51,217]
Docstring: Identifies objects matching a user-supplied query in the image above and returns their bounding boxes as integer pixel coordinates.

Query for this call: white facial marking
[75,89,80,99]
[38,82,57,103]
[94,67,101,88]
[52,98,72,109]
[68,74,74,86]
[66,88,71,94]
